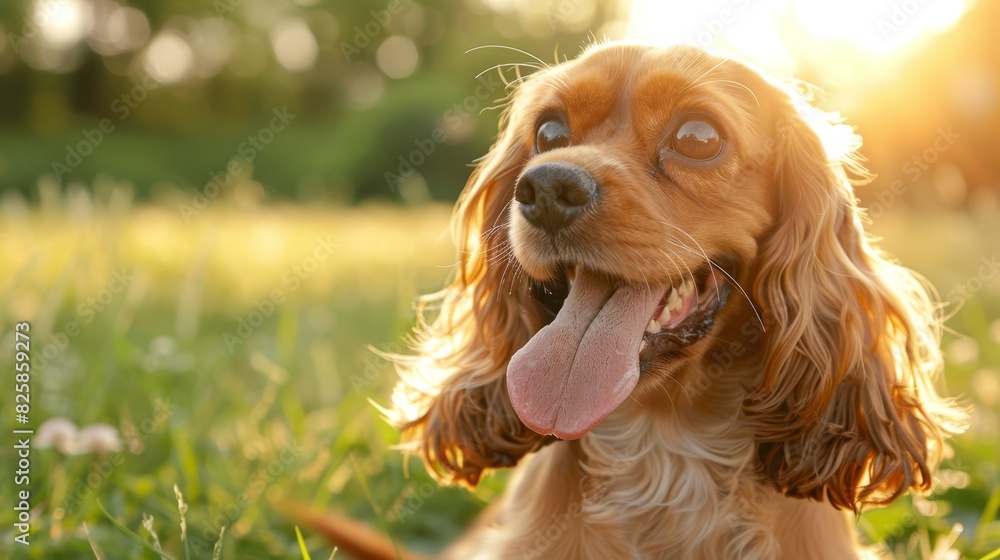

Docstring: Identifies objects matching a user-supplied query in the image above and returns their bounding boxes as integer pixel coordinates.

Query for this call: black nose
[515,162,597,234]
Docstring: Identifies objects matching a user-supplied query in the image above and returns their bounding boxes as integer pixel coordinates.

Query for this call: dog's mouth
[637,264,731,370]
[507,259,735,440]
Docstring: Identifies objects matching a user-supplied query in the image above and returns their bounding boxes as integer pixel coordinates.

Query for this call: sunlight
[792,0,966,54]
[143,31,194,84]
[376,35,420,79]
[627,0,972,79]
[89,5,150,56]
[626,0,747,48]
[270,18,319,72]
[34,0,93,48]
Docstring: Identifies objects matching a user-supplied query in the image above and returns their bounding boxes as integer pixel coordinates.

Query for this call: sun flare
[626,0,971,81]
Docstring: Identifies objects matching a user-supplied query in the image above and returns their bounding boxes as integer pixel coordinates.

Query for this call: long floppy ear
[745,86,966,511]
[385,87,553,486]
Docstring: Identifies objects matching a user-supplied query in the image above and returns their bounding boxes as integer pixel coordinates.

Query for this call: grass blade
[95,500,177,560]
[173,484,191,560]
[295,526,312,560]
[212,526,226,560]
[977,485,1000,549]
[142,513,169,560]
[350,454,404,560]
[981,545,1000,560]
[82,522,107,560]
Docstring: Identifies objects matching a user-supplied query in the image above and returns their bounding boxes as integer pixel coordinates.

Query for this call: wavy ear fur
[386,89,553,486]
[745,86,966,511]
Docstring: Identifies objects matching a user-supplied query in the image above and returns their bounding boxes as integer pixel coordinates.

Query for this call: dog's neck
[572,360,775,558]
[482,359,782,559]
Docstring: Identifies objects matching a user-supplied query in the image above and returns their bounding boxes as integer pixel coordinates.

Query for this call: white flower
[150,335,177,356]
[35,418,79,454]
[77,423,124,454]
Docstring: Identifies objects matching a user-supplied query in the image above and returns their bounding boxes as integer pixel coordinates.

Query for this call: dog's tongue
[507,269,663,440]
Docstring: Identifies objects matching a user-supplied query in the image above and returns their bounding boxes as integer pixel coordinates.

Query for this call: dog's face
[393,43,958,510]
[504,45,778,438]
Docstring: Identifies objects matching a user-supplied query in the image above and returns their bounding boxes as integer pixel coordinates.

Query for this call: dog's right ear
[386,83,554,486]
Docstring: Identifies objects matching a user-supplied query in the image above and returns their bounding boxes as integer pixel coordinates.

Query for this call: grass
[0,184,997,559]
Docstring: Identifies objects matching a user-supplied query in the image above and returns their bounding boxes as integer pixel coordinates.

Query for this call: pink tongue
[506,269,664,440]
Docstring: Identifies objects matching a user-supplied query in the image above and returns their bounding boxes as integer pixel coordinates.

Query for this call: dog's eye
[535,117,570,153]
[668,117,724,161]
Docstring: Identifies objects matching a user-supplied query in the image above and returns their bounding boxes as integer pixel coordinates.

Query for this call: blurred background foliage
[0,0,994,209]
[0,0,630,203]
[0,0,998,558]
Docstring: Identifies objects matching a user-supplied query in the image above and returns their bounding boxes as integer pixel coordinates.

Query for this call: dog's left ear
[745,87,965,511]
[385,85,555,487]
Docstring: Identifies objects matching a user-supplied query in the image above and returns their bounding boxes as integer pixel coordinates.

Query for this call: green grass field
[0,186,998,559]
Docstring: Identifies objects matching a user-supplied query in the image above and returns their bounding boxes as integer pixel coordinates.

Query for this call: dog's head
[389,43,963,510]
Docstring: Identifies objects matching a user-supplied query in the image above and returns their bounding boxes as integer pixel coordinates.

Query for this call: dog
[311,42,965,560]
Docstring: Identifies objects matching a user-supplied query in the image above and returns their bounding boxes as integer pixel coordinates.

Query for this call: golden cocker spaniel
[324,42,966,560]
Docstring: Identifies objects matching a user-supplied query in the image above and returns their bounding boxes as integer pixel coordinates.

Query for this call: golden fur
[379,43,965,559]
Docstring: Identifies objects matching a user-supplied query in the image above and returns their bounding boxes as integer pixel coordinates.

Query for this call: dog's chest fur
[458,392,787,559]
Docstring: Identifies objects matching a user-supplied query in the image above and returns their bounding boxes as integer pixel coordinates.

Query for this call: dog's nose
[515,162,597,234]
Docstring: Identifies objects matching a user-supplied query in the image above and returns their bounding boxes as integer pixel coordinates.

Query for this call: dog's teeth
[659,289,681,323]
[657,306,670,325]
[679,278,695,299]
[670,287,683,308]
[646,318,660,333]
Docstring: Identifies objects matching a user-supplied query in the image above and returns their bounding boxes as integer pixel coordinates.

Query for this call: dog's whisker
[659,236,697,293]
[509,263,529,297]
[506,74,533,88]
[679,58,729,96]
[654,248,683,288]
[663,372,692,404]
[628,246,652,297]
[689,79,761,107]
[465,44,550,69]
[475,62,545,81]
[482,225,510,250]
[663,240,698,290]
[491,198,516,231]
[709,261,765,333]
[486,244,515,267]
[660,233,764,333]
[660,226,720,299]
[496,251,517,300]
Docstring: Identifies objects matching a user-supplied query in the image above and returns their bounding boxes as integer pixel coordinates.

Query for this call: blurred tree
[0,0,629,203]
